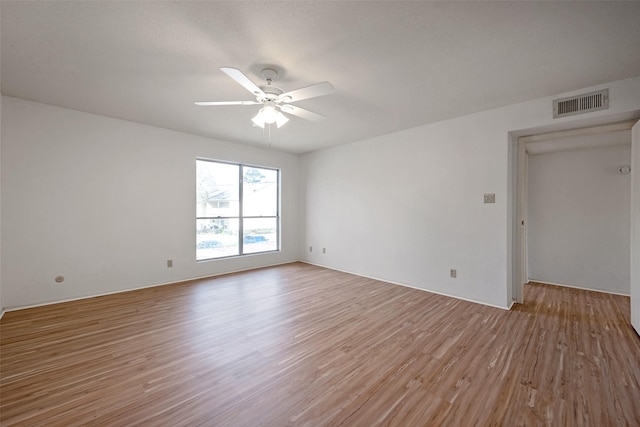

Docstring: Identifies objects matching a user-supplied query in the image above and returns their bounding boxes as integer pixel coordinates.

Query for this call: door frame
[514,137,527,304]
[631,119,640,335]
[509,117,639,306]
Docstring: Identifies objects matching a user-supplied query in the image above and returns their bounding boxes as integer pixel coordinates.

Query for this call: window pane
[243,218,278,254]
[243,167,278,217]
[196,218,239,260]
[196,161,239,218]
[196,160,280,261]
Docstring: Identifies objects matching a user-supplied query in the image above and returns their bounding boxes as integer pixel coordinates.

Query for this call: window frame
[196,158,280,261]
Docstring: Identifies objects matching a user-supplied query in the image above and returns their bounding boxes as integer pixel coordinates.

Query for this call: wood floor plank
[1,262,639,426]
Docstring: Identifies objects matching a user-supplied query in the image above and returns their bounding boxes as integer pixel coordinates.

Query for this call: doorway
[511,119,637,305]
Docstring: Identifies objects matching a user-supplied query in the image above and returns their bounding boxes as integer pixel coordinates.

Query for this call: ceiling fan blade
[195,101,261,106]
[279,81,334,103]
[220,67,265,97]
[280,104,326,122]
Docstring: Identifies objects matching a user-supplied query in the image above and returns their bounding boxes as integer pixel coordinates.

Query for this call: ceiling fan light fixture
[252,107,289,129]
[275,111,289,128]
[260,104,278,124]
[251,111,266,128]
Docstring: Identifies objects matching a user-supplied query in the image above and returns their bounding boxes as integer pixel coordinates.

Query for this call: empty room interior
[1,2,640,426]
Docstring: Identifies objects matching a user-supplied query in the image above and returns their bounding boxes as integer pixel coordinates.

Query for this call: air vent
[553,89,608,118]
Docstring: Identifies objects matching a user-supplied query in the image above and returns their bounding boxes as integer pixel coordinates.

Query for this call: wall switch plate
[309,246,313,252]
[484,193,496,203]
[167,260,173,268]
[450,269,457,278]
[322,248,326,254]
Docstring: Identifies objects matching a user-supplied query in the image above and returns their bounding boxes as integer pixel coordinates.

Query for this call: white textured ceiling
[2,1,640,154]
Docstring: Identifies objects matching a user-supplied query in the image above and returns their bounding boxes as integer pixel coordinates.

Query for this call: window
[196,159,279,260]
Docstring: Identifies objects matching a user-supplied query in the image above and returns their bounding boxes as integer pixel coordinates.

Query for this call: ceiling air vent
[553,89,609,119]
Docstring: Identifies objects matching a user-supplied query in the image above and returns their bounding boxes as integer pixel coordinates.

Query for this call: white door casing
[631,119,640,335]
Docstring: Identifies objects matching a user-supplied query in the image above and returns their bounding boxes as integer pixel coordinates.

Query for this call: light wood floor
[1,262,639,426]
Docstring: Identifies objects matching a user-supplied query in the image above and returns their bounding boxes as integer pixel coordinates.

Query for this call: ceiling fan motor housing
[258,85,284,102]
[257,68,285,102]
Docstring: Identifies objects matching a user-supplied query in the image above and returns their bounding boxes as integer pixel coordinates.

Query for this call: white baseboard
[300,260,512,310]
[2,260,519,314]
[527,279,630,296]
[2,260,298,314]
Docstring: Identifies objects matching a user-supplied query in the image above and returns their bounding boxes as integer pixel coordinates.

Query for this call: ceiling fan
[195,67,334,129]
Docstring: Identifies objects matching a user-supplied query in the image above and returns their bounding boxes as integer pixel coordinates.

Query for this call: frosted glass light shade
[251,107,289,129]
[261,106,278,124]
[275,112,289,128]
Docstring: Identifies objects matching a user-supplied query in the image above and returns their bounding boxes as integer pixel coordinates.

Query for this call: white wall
[300,76,640,309]
[3,78,640,312]
[527,145,631,294]
[1,97,300,309]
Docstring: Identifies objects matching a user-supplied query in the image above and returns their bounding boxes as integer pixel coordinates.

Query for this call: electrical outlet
[450,269,457,278]
[309,246,313,252]
[167,259,173,268]
[322,248,326,254]
[484,193,496,204]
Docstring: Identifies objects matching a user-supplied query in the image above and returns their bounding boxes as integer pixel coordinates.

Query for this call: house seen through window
[196,159,279,260]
